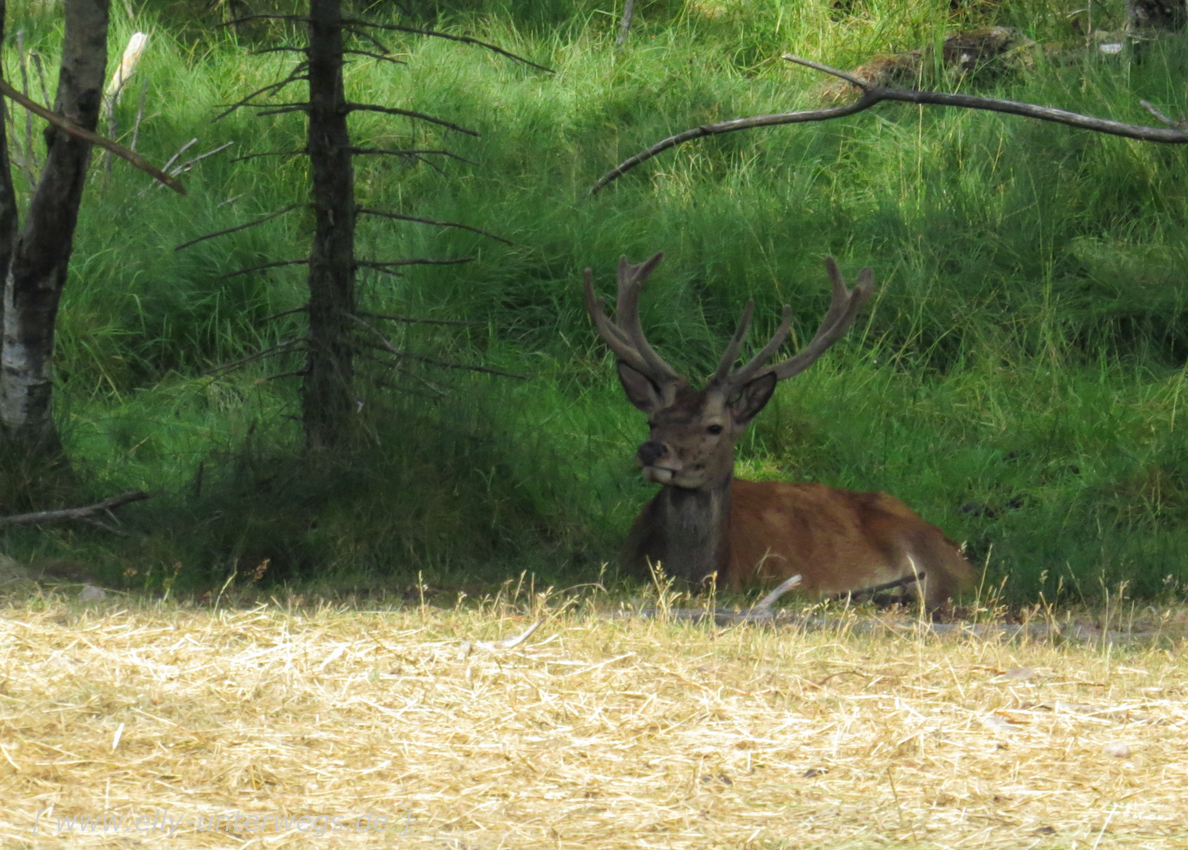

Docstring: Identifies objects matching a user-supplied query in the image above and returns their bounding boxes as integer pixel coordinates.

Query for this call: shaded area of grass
[1,0,1186,602]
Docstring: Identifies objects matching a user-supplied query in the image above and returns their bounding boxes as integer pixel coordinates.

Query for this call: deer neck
[652,475,733,584]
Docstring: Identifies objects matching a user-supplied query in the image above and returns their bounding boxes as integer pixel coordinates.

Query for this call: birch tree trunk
[0,0,108,452]
[302,0,356,448]
[0,1,20,372]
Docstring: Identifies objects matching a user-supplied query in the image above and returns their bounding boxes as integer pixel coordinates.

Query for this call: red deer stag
[584,252,976,608]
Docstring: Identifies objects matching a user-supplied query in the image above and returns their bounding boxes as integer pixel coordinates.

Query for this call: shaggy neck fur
[640,475,733,584]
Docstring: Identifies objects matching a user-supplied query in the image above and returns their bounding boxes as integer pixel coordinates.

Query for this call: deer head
[584,253,874,492]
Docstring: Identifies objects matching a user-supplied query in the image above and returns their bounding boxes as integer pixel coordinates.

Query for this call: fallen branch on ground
[0,491,150,530]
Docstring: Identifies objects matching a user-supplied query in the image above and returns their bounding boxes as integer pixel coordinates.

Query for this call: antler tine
[716,304,794,390]
[583,267,654,376]
[708,299,756,386]
[613,253,682,382]
[765,259,874,382]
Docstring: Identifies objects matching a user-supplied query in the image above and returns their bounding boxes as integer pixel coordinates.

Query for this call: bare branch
[357,207,512,245]
[589,94,877,194]
[349,147,475,165]
[213,63,309,122]
[160,137,197,174]
[254,368,309,383]
[130,76,148,153]
[340,25,393,56]
[175,203,305,252]
[220,259,309,279]
[261,305,309,323]
[344,49,407,66]
[207,337,305,378]
[345,103,479,136]
[248,103,311,118]
[231,149,308,163]
[588,54,1188,194]
[1140,98,1187,131]
[167,141,235,177]
[219,14,310,26]
[355,310,481,327]
[349,315,525,379]
[357,257,475,269]
[0,491,150,530]
[0,77,186,194]
[251,46,309,56]
[339,19,553,73]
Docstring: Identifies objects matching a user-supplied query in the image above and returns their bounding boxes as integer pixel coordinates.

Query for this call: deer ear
[617,361,666,413]
[730,372,777,424]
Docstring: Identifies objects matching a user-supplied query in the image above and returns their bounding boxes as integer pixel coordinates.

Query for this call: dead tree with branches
[189,3,544,448]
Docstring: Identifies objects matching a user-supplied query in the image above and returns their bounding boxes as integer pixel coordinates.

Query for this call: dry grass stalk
[1,595,1186,848]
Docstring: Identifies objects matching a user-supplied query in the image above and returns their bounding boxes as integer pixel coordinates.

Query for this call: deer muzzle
[637,440,668,467]
[637,440,682,484]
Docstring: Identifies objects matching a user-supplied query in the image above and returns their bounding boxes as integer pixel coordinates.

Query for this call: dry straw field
[2,588,1187,849]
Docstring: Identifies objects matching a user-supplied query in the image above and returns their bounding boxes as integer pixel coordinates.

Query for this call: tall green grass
[1,0,1186,602]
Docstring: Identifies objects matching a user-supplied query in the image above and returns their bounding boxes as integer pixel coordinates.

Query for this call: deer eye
[706,424,723,435]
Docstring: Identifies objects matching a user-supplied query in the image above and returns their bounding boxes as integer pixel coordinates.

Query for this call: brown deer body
[585,253,975,608]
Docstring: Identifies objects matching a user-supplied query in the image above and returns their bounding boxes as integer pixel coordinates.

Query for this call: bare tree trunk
[616,0,637,47]
[0,1,20,394]
[303,0,356,448]
[0,0,108,452]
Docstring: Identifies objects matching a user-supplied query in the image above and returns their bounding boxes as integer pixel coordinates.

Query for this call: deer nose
[637,441,668,467]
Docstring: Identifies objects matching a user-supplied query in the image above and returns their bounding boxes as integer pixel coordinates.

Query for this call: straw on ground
[1,597,1186,848]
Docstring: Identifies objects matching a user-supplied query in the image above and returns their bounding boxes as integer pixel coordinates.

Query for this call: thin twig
[349,147,475,165]
[219,14,310,26]
[0,491,150,530]
[356,310,480,327]
[357,257,475,269]
[344,49,407,66]
[130,76,148,153]
[0,78,185,194]
[175,203,305,252]
[207,338,305,378]
[339,19,553,73]
[340,25,393,56]
[251,46,309,56]
[253,105,312,118]
[168,141,235,177]
[349,315,525,379]
[160,138,198,174]
[231,149,308,163]
[345,103,479,136]
[220,259,309,279]
[588,54,1188,194]
[213,62,310,123]
[261,305,309,323]
[357,207,512,245]
[254,368,309,384]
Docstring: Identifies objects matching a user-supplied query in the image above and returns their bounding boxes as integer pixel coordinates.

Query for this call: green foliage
[2,0,1186,602]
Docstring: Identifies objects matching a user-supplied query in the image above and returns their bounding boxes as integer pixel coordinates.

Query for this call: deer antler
[583,252,684,386]
[709,257,874,393]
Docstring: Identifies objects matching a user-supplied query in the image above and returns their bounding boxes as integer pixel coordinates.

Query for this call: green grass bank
[1,0,1186,603]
